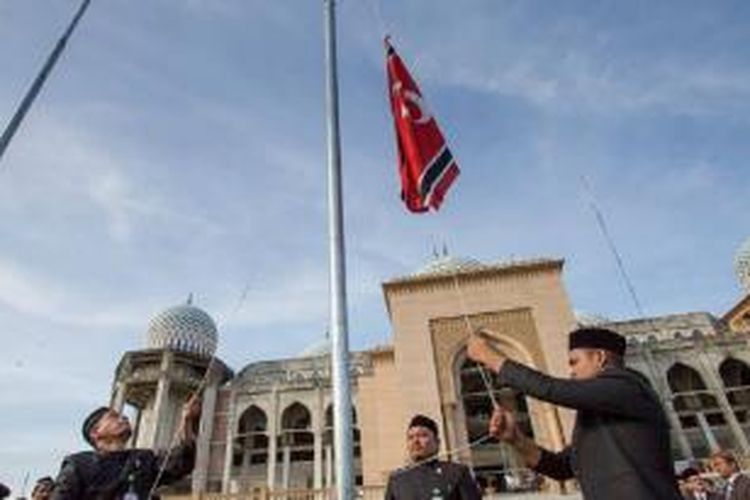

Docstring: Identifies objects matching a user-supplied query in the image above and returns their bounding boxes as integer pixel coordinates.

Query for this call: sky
[1,0,749,491]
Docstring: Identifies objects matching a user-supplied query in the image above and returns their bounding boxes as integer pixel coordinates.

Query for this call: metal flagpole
[323,0,355,498]
[0,0,92,165]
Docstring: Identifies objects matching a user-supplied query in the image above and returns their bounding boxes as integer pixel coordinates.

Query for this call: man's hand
[489,405,520,444]
[180,394,202,442]
[489,405,542,468]
[467,330,505,372]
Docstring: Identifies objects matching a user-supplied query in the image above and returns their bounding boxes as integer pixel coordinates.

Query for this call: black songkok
[409,414,439,437]
[568,327,626,356]
[82,406,109,447]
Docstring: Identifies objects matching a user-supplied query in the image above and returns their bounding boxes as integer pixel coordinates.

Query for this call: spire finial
[186,293,194,306]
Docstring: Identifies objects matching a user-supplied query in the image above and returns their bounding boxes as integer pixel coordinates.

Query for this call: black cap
[0,483,10,500]
[408,414,439,437]
[680,467,701,480]
[569,327,626,356]
[82,407,109,448]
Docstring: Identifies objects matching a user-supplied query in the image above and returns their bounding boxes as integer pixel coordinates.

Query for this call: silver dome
[736,237,750,293]
[415,256,486,277]
[146,302,218,357]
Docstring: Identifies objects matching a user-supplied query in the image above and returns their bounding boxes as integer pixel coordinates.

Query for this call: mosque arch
[453,348,538,493]
[234,405,269,466]
[720,358,750,424]
[667,362,725,456]
[280,402,314,462]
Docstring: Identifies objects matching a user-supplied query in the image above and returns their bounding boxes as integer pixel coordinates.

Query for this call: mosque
[107,238,750,495]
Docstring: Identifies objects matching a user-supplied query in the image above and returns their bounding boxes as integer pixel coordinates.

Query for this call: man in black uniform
[51,396,200,500]
[385,415,481,500]
[467,327,682,500]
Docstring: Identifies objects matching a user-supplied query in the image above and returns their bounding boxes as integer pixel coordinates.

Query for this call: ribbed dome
[736,237,750,293]
[146,302,218,357]
[415,256,486,276]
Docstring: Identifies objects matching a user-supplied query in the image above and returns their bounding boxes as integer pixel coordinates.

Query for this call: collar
[729,472,741,485]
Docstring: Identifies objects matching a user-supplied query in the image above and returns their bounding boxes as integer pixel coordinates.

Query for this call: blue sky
[1,0,749,491]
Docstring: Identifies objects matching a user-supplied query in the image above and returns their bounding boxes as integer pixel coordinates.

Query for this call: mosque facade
[108,238,750,495]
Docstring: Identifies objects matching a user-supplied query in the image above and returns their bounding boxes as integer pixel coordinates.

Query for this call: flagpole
[323,0,355,498]
[0,0,93,165]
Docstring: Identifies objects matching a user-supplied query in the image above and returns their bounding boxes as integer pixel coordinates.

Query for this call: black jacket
[51,443,195,500]
[385,459,482,500]
[499,361,682,500]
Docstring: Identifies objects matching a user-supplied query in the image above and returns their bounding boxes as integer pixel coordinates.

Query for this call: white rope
[364,0,390,39]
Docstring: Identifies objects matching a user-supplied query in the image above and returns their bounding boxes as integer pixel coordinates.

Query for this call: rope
[364,0,390,39]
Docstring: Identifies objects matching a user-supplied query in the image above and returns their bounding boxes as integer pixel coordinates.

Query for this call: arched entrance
[457,357,540,493]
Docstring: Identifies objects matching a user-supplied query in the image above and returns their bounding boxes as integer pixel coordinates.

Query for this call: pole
[323,0,354,498]
[0,0,92,165]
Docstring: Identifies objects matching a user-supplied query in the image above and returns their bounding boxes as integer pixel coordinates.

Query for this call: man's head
[0,482,10,500]
[406,414,439,462]
[567,327,626,380]
[681,468,709,493]
[82,407,132,451]
[31,477,54,500]
[711,450,740,479]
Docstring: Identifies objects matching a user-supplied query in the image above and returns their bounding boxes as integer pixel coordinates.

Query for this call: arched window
[720,358,750,423]
[235,405,268,467]
[324,405,362,458]
[668,363,726,457]
[668,363,722,426]
[280,402,314,462]
[458,357,538,493]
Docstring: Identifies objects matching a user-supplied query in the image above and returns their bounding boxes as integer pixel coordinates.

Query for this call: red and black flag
[386,38,460,213]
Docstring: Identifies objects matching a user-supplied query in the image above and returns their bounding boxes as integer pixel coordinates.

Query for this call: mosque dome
[735,237,750,293]
[574,311,611,327]
[146,299,218,357]
[298,336,331,358]
[415,255,487,277]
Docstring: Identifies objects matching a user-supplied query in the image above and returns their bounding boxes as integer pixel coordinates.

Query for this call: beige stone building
[109,238,750,495]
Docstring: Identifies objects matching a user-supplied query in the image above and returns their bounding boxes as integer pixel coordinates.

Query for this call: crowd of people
[4,327,750,499]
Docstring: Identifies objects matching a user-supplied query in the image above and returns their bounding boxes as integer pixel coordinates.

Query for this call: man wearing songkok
[710,450,750,500]
[680,467,719,500]
[385,414,481,500]
[52,396,201,500]
[468,326,681,500]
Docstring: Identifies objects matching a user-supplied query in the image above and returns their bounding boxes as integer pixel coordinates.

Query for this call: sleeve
[384,473,398,500]
[498,360,652,418]
[456,466,482,500]
[532,446,575,482]
[154,441,196,485]
[50,456,83,500]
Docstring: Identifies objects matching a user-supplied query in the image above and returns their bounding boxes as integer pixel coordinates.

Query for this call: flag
[386,38,460,213]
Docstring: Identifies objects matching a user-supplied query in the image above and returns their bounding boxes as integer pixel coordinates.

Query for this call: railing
[162,486,385,500]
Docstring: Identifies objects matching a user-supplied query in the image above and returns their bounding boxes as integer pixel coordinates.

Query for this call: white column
[111,382,126,413]
[324,445,333,489]
[282,445,291,490]
[314,389,324,490]
[267,387,279,490]
[151,352,173,448]
[193,380,219,492]
[697,412,720,452]
[222,389,238,493]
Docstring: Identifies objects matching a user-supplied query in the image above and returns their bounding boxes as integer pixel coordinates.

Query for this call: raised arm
[467,332,652,418]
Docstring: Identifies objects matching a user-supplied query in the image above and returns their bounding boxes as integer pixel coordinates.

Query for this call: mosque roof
[146,299,218,357]
[385,255,563,285]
